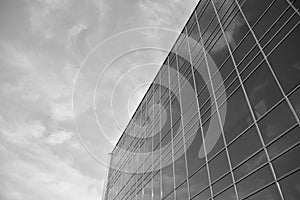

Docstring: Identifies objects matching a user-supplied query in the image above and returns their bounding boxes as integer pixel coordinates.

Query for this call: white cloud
[0,118,45,144]
[46,130,73,145]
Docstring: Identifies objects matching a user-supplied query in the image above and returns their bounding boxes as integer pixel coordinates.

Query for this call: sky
[0,0,198,199]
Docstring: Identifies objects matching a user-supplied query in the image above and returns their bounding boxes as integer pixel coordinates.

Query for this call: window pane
[191,187,211,200]
[268,23,300,93]
[289,87,300,118]
[272,144,300,178]
[233,150,267,181]
[153,172,161,200]
[258,100,296,144]
[268,126,300,159]
[175,181,189,200]
[221,87,253,143]
[246,184,281,200]
[212,173,232,195]
[174,152,187,187]
[237,165,274,199]
[162,163,174,198]
[244,62,283,119]
[186,128,206,176]
[229,126,261,167]
[240,0,274,27]
[280,170,300,200]
[253,0,288,41]
[214,186,237,200]
[209,150,230,182]
[189,166,209,197]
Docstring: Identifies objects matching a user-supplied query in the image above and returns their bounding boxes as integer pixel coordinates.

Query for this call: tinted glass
[237,165,274,199]
[258,100,296,144]
[280,170,300,200]
[228,126,261,167]
[244,62,283,119]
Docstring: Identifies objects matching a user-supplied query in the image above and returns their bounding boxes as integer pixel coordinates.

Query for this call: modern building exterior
[104,0,300,199]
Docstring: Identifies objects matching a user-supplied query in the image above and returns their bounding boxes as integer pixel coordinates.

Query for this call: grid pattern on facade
[104,0,300,199]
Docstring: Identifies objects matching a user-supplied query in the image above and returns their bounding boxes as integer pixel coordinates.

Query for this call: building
[104,0,300,199]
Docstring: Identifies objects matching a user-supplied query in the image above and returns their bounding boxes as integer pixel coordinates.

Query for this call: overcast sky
[0,0,199,199]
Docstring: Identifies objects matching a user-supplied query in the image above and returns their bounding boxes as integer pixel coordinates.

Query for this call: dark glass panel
[220,87,253,143]
[237,165,274,199]
[267,19,300,93]
[174,152,187,187]
[212,57,237,93]
[260,7,294,48]
[244,62,283,119]
[240,51,264,81]
[153,171,161,200]
[209,150,230,182]
[175,181,189,200]
[258,100,296,144]
[212,173,233,195]
[245,184,281,200]
[253,0,288,41]
[208,34,231,76]
[289,87,300,118]
[280,170,300,200]
[203,113,225,160]
[214,186,237,200]
[191,187,211,200]
[144,179,152,200]
[240,0,274,27]
[186,128,206,176]
[232,31,256,66]
[162,163,175,198]
[273,144,300,178]
[294,0,300,10]
[264,10,299,53]
[164,192,174,200]
[233,150,267,181]
[189,165,209,197]
[268,126,300,159]
[216,77,240,106]
[229,125,261,167]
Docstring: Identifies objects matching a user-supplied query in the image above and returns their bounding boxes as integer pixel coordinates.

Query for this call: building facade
[104,0,300,199]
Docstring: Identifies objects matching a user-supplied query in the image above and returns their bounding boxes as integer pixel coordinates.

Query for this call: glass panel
[289,87,300,118]
[273,144,300,178]
[280,170,300,200]
[153,171,161,200]
[212,173,232,195]
[162,163,174,198]
[245,184,281,200]
[186,128,206,176]
[237,165,274,199]
[268,126,300,159]
[233,150,267,181]
[232,31,256,66]
[189,165,209,197]
[175,181,189,200]
[191,187,211,200]
[174,152,187,187]
[267,20,300,93]
[253,0,288,41]
[244,62,283,119]
[228,125,261,167]
[240,0,274,27]
[258,100,296,144]
[220,87,253,143]
[214,186,237,200]
[209,150,230,182]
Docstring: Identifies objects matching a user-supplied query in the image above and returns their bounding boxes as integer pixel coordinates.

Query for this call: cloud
[0,117,45,144]
[46,130,73,145]
[0,141,102,200]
